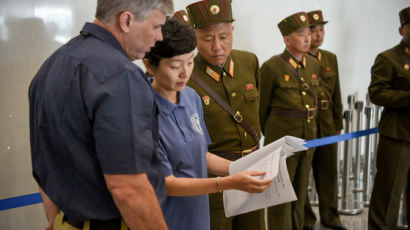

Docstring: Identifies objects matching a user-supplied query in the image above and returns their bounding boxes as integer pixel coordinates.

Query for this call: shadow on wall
[0,16,61,111]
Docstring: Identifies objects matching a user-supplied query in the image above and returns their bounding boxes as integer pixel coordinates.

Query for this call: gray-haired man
[29,0,173,229]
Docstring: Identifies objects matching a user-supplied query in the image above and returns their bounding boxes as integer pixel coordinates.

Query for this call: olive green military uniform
[303,10,344,229]
[368,8,410,230]
[188,51,261,153]
[185,1,264,229]
[188,50,264,230]
[368,9,410,227]
[304,48,343,228]
[259,12,322,230]
[368,39,410,229]
[260,49,321,230]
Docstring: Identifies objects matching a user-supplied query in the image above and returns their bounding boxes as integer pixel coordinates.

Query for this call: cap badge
[405,64,409,71]
[202,96,210,105]
[313,14,319,21]
[284,74,290,82]
[183,15,188,22]
[300,15,306,22]
[210,5,220,15]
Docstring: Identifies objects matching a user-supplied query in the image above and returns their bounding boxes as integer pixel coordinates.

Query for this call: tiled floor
[310,205,368,230]
[310,205,408,230]
[264,204,407,229]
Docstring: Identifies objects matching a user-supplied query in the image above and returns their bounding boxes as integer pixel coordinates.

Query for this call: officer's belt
[213,145,258,161]
[64,213,126,230]
[190,74,260,144]
[318,80,333,109]
[269,107,318,119]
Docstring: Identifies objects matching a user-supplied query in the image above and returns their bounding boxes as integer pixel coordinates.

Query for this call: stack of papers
[223,136,307,217]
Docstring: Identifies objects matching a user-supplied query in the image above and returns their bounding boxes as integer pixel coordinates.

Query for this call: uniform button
[244,132,247,137]
[302,91,306,96]
[305,104,310,109]
[231,92,237,97]
[223,72,227,76]
[321,92,324,96]
[298,65,301,69]
[307,119,311,123]
[300,77,305,81]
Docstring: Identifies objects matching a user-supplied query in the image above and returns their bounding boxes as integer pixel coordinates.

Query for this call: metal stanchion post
[308,170,319,206]
[353,101,363,192]
[363,106,373,207]
[398,188,408,229]
[339,110,363,215]
[348,94,358,179]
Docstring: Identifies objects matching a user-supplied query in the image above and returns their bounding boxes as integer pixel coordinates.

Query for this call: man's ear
[143,58,155,75]
[283,36,290,46]
[118,11,134,33]
[399,26,404,37]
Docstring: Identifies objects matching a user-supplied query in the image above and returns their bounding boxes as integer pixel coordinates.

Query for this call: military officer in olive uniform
[302,10,345,230]
[185,1,264,230]
[259,12,322,230]
[368,7,410,230]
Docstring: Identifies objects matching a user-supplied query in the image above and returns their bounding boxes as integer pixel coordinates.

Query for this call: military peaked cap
[278,12,310,36]
[307,10,328,26]
[399,7,410,27]
[186,0,234,29]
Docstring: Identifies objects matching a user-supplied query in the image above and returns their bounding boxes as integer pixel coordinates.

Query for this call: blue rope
[0,127,380,211]
[0,193,42,211]
[304,127,379,148]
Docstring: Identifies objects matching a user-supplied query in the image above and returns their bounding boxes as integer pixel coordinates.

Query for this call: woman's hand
[221,171,273,193]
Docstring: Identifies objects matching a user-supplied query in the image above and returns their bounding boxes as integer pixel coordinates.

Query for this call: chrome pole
[308,170,319,206]
[363,106,373,206]
[353,101,363,192]
[397,186,408,229]
[349,94,358,179]
[339,110,363,215]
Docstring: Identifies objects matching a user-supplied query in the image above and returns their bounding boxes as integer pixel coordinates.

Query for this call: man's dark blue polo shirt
[29,22,166,221]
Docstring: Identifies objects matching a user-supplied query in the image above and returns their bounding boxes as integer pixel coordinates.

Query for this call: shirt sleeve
[157,141,174,177]
[331,55,344,130]
[259,61,276,134]
[83,69,156,174]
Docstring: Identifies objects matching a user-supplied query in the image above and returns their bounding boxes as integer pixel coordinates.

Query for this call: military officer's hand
[224,171,273,193]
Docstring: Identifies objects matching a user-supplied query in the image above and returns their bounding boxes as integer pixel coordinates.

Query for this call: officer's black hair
[145,17,197,67]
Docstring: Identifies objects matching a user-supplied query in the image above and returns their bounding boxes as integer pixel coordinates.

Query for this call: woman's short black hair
[145,17,197,67]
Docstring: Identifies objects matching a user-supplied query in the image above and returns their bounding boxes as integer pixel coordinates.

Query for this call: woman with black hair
[143,17,272,230]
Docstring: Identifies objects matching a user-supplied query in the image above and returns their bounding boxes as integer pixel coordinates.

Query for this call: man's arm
[259,62,275,134]
[104,173,168,230]
[39,188,59,230]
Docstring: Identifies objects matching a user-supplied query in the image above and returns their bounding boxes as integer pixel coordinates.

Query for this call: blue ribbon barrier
[0,127,380,212]
[304,127,379,148]
[0,193,42,211]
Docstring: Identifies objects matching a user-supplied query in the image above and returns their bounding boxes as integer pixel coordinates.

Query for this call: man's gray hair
[96,0,174,23]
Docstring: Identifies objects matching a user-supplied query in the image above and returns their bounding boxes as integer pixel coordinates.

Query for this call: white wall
[174,0,408,105]
[0,0,407,229]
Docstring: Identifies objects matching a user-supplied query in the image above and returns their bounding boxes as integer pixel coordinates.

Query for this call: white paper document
[223,136,308,217]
